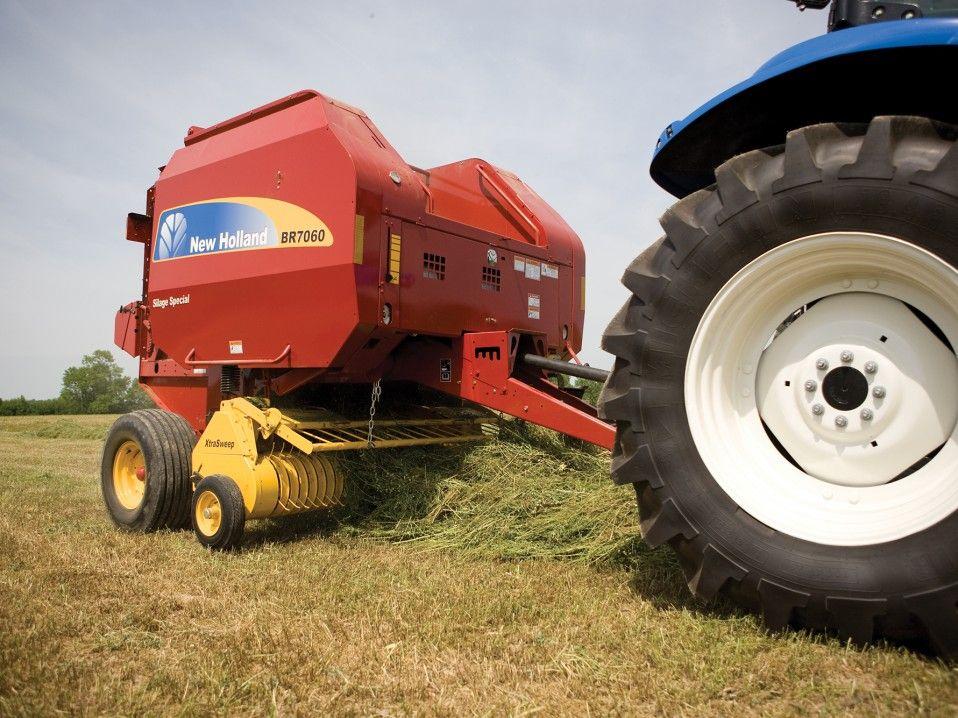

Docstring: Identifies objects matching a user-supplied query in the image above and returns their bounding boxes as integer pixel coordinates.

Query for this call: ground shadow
[616,543,942,659]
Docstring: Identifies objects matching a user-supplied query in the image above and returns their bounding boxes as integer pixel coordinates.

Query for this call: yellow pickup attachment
[191,398,341,519]
[191,398,496,520]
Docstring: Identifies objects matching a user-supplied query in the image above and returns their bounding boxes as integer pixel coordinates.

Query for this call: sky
[0,1,823,398]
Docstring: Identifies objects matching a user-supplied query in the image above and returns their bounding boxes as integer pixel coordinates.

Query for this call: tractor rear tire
[600,116,958,655]
[191,475,246,551]
[101,409,197,532]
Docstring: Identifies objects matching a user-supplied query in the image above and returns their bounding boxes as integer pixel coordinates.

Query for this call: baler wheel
[100,410,196,532]
[600,116,958,655]
[191,475,246,551]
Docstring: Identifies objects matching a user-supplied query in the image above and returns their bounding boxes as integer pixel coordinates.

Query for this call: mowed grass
[0,416,956,716]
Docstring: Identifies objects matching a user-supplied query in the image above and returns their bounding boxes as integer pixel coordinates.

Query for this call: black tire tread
[101,409,195,532]
[191,475,245,551]
[599,116,958,655]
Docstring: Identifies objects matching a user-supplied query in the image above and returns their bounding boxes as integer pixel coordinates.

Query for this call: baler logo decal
[152,197,333,262]
[157,212,189,260]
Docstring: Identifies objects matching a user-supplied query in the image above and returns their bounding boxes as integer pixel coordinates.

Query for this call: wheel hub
[112,439,146,510]
[821,366,868,411]
[757,292,958,487]
[685,232,958,545]
[194,490,222,537]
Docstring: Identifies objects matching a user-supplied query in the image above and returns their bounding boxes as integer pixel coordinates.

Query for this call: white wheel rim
[685,232,958,546]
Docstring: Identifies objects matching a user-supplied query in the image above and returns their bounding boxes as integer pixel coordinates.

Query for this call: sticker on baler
[440,358,452,383]
[152,197,333,261]
[229,340,244,355]
[524,262,541,281]
[513,257,525,272]
[527,293,541,320]
[541,263,558,279]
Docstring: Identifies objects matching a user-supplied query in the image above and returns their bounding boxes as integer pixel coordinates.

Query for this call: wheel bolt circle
[203,508,212,519]
[840,350,854,363]
[864,361,877,374]
[861,408,873,421]
[816,358,829,370]
[835,415,848,428]
[804,379,817,392]
[873,385,886,399]
[812,403,825,416]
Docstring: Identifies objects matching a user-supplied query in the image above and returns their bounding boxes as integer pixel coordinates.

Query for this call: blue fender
[651,18,958,198]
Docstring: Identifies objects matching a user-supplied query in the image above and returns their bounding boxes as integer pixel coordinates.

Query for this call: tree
[124,381,156,411]
[60,350,141,414]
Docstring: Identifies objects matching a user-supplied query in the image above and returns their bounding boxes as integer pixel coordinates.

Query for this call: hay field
[0,415,955,716]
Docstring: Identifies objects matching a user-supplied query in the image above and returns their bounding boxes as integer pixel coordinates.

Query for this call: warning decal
[527,293,540,320]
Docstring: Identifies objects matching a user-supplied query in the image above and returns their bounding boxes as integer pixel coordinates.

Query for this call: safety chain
[367,378,383,448]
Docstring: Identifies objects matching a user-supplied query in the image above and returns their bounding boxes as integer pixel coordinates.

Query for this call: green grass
[1,414,956,716]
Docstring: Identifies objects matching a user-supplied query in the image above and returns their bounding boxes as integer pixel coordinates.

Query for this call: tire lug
[864,360,877,374]
[872,385,886,399]
[804,379,817,392]
[816,358,829,371]
[834,415,848,428]
[860,408,873,421]
[840,350,854,363]
[811,403,824,416]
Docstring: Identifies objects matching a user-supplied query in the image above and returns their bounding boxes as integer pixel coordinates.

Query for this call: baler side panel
[394,224,566,345]
[147,97,364,371]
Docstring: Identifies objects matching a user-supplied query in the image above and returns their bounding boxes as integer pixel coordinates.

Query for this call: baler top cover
[139,90,585,376]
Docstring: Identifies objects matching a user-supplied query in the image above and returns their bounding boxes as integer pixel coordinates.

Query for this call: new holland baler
[106,90,614,550]
[106,0,958,654]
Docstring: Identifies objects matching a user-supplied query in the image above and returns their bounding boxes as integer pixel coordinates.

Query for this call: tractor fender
[651,18,958,198]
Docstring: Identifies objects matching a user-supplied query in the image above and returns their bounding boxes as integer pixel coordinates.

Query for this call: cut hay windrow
[331,420,644,565]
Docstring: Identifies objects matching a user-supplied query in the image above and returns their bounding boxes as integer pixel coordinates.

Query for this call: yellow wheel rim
[112,439,146,510]
[194,490,222,537]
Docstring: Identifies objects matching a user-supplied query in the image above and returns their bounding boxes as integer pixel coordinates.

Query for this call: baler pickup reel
[192,397,498,522]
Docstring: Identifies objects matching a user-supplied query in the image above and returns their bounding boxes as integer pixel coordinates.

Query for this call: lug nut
[816,358,829,370]
[804,379,817,392]
[864,360,877,374]
[872,385,886,399]
[835,415,848,428]
[861,408,873,421]
[811,403,825,416]
[840,350,854,363]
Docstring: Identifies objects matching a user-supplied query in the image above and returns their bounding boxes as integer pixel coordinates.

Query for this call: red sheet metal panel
[119,90,596,441]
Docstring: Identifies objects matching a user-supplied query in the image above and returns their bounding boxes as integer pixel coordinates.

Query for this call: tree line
[0,350,604,417]
[0,350,154,416]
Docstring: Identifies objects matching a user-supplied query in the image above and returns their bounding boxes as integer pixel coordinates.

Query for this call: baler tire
[100,409,195,532]
[143,409,197,530]
[599,116,958,656]
[191,475,246,551]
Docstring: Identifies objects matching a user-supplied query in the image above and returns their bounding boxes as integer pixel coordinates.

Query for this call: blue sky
[0,1,822,398]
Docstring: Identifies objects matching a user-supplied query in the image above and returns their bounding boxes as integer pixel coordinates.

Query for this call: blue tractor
[600,0,958,654]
